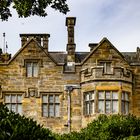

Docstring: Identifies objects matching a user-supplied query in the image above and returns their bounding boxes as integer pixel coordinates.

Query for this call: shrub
[81,114,140,140]
[0,104,55,140]
[58,114,140,140]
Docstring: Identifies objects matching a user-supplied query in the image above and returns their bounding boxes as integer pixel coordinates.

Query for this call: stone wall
[0,36,140,133]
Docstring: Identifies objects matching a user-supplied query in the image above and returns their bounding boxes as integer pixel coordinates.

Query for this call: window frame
[99,61,113,74]
[98,91,119,114]
[121,91,129,114]
[42,94,60,118]
[26,61,39,77]
[4,94,22,114]
[24,59,42,78]
[84,91,95,116]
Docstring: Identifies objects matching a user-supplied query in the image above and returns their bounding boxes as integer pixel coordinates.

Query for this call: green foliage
[56,114,140,140]
[81,114,140,140]
[123,135,140,140]
[0,104,55,140]
[1,104,140,140]
[0,0,69,21]
[57,131,83,140]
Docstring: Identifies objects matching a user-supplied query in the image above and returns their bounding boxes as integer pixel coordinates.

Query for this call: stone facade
[0,17,140,133]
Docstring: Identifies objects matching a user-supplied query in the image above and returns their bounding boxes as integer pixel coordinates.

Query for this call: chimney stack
[20,34,50,52]
[66,17,76,63]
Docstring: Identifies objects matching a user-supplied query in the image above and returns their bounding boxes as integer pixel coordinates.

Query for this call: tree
[0,0,69,21]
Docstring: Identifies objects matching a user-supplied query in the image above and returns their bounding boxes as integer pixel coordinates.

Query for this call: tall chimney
[66,17,76,63]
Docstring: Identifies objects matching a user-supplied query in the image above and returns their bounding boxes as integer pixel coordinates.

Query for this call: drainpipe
[64,85,80,133]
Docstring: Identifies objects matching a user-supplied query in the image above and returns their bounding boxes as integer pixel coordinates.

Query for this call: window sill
[42,116,61,119]
[84,114,96,117]
[102,72,114,75]
[84,112,119,117]
[26,77,39,79]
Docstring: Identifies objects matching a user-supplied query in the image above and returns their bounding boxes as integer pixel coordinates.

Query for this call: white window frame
[84,91,95,115]
[121,91,129,114]
[98,91,118,114]
[100,61,112,74]
[42,94,60,117]
[4,94,22,114]
[26,62,39,77]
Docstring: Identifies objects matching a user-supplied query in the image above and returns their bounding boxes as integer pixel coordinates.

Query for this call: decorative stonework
[25,88,40,98]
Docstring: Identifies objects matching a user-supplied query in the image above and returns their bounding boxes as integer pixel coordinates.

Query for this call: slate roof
[49,52,67,64]
[49,52,89,64]
[2,36,139,65]
[49,51,139,65]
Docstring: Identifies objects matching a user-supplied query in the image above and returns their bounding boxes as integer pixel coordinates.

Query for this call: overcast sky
[0,0,140,56]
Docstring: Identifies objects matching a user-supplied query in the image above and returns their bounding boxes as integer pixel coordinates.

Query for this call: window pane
[55,104,60,117]
[33,63,38,77]
[112,92,118,99]
[91,92,95,100]
[86,103,90,115]
[17,104,22,115]
[121,101,125,113]
[55,95,59,103]
[42,104,48,117]
[106,91,110,99]
[106,63,111,73]
[49,104,54,117]
[49,95,53,103]
[98,101,104,113]
[11,95,16,103]
[85,94,90,101]
[27,63,32,77]
[42,95,48,103]
[125,102,129,114]
[112,101,118,113]
[106,101,111,113]
[91,102,94,114]
[99,91,104,99]
[122,93,125,100]
[17,95,22,103]
[5,95,10,103]
[11,104,16,112]
[125,93,129,101]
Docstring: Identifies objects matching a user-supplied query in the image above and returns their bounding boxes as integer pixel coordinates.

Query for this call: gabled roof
[8,38,58,65]
[81,37,129,65]
[1,37,138,66]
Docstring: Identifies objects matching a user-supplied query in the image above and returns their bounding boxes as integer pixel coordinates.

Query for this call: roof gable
[8,38,57,65]
[81,37,129,65]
